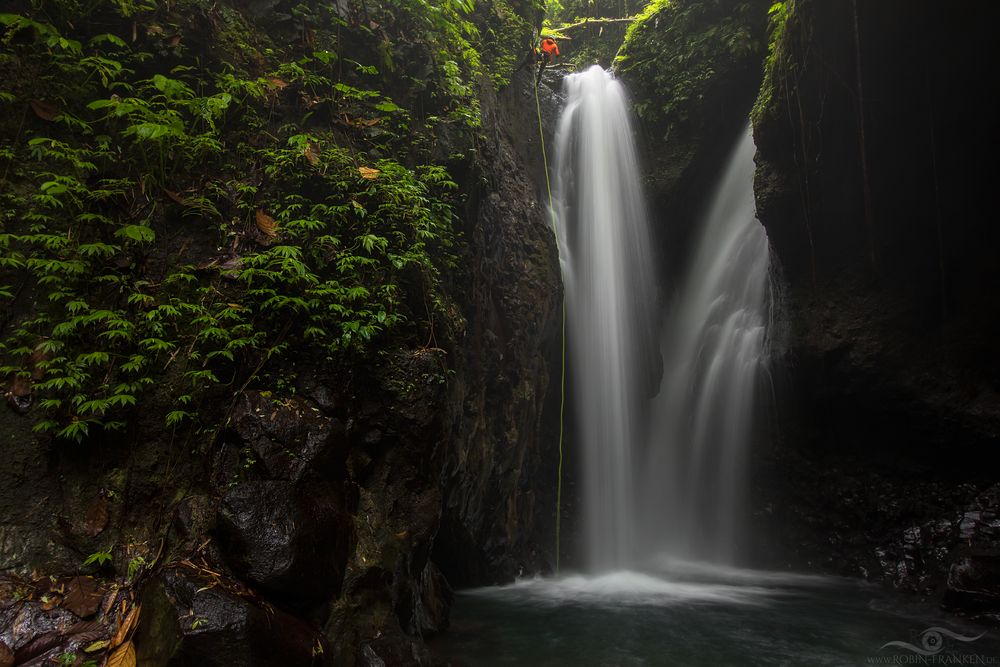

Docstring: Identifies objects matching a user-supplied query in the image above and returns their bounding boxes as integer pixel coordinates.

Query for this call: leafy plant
[83,549,113,567]
[0,5,464,442]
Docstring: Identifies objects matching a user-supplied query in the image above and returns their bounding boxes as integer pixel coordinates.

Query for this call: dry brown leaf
[164,189,188,206]
[166,34,182,48]
[106,640,136,667]
[254,210,277,238]
[13,632,61,663]
[111,603,141,649]
[62,577,104,618]
[29,100,60,121]
[267,77,288,90]
[67,620,102,636]
[100,589,117,617]
[299,92,321,108]
[80,496,109,538]
[303,142,320,165]
[0,638,12,667]
[358,166,380,180]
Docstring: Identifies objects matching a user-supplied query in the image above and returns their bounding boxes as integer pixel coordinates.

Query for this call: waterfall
[552,66,658,570]
[641,126,771,564]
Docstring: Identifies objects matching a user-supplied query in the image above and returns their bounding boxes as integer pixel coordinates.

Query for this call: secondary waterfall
[641,126,771,564]
[552,66,658,570]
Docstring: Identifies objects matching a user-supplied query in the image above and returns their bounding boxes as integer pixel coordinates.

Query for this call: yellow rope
[534,73,566,575]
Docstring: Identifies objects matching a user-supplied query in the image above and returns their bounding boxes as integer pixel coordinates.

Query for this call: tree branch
[547,17,637,36]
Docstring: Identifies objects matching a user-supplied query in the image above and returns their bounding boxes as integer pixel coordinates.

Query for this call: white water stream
[552,66,658,570]
[641,126,772,563]
[553,65,770,569]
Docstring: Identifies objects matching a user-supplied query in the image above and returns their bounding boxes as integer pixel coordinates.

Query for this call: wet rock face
[752,455,1000,615]
[136,568,330,667]
[217,391,348,486]
[751,0,1000,444]
[0,573,144,667]
[749,0,1000,614]
[218,481,348,603]
[212,391,351,605]
[430,66,561,588]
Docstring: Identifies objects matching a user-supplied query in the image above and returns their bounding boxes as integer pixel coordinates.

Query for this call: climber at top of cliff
[535,36,560,83]
[538,37,560,62]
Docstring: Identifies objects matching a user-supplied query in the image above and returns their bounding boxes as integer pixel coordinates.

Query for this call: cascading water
[641,125,772,564]
[552,66,658,570]
[438,74,995,667]
[436,75,991,667]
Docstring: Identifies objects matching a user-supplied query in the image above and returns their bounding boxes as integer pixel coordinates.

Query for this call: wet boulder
[136,567,330,667]
[0,575,116,667]
[215,391,347,487]
[217,481,349,603]
[943,554,1000,617]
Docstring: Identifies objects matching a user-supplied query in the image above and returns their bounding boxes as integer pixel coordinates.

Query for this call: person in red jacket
[539,37,560,63]
[535,36,560,82]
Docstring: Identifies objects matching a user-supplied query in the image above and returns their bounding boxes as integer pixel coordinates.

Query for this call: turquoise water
[433,560,999,666]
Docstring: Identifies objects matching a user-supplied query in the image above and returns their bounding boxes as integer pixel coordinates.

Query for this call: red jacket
[540,38,560,57]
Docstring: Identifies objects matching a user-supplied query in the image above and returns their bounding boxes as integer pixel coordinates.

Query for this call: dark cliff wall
[751,0,1000,614]
[432,66,561,590]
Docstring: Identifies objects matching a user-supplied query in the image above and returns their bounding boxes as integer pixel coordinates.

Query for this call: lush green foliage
[545,0,643,25]
[750,1,789,125]
[615,0,763,126]
[0,2,471,442]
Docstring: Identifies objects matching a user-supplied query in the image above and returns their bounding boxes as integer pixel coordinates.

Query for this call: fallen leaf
[67,620,102,636]
[254,210,277,238]
[267,77,288,90]
[29,100,60,121]
[80,496,109,538]
[358,166,380,180]
[111,603,141,649]
[100,589,117,617]
[106,640,136,667]
[84,639,110,653]
[303,142,320,166]
[166,34,181,48]
[13,632,61,664]
[164,189,188,206]
[62,577,104,618]
[0,639,12,667]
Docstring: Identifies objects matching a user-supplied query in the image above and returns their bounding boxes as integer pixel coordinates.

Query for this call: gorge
[1,0,999,665]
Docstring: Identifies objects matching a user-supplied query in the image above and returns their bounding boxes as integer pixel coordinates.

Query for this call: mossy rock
[615,0,770,207]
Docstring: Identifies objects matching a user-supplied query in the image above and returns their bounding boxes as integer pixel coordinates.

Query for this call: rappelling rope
[534,70,566,575]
